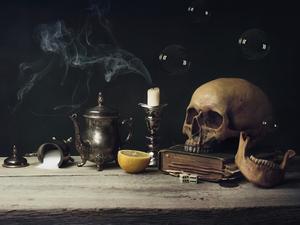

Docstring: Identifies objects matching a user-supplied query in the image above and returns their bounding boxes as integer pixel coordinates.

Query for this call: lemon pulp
[121,150,149,158]
[118,150,150,173]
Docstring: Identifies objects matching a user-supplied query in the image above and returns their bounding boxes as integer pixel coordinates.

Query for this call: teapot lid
[83,92,119,118]
[3,145,29,168]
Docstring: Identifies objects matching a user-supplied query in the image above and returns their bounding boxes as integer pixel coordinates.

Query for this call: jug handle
[120,117,133,146]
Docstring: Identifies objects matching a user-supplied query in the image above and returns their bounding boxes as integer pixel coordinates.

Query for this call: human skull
[182,78,273,152]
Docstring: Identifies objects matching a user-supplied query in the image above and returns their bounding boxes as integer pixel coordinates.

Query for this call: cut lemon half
[118,150,150,173]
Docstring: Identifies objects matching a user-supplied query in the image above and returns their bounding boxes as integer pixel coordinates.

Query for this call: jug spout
[70,114,90,167]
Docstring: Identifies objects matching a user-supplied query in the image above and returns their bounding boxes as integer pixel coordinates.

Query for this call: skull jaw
[235,132,296,188]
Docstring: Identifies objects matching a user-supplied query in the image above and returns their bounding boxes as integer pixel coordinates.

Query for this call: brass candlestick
[139,103,167,167]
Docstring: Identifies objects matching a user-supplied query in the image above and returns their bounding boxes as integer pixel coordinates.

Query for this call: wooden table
[0,156,299,225]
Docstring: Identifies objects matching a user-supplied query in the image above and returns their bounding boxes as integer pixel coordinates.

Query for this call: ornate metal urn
[70,92,133,170]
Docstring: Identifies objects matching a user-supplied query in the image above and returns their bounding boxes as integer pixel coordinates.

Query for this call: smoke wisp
[15,1,152,114]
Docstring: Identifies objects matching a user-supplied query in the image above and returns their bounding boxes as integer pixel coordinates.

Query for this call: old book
[158,145,240,182]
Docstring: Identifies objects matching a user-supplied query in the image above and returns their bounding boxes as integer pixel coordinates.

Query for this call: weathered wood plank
[0,156,299,224]
[0,157,299,210]
[1,207,300,225]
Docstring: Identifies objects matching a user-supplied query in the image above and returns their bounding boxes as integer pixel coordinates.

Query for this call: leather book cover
[158,145,240,182]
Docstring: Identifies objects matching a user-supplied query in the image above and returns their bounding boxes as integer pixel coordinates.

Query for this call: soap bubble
[187,0,211,23]
[238,29,270,60]
[158,45,191,75]
[261,119,281,148]
[262,120,278,130]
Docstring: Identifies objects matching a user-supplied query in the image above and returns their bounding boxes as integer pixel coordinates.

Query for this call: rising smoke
[14,1,152,114]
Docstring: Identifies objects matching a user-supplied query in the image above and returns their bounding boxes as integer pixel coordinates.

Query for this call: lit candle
[147,87,160,106]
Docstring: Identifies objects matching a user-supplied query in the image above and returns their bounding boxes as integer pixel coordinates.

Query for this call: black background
[0,0,299,156]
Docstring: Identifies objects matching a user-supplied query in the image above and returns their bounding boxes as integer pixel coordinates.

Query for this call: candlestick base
[139,103,167,167]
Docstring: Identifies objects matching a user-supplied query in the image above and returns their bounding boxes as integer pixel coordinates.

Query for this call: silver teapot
[70,92,133,170]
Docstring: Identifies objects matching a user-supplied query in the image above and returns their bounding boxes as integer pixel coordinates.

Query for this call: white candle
[147,87,160,106]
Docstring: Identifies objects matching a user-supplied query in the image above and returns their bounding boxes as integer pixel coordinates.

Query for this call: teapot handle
[120,117,133,146]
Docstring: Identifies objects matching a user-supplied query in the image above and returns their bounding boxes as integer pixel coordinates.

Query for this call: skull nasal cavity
[203,110,223,129]
[192,117,200,135]
[186,108,198,124]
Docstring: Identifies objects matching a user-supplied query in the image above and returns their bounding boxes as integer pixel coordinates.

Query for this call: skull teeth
[184,145,212,153]
[184,145,200,153]
[249,155,279,169]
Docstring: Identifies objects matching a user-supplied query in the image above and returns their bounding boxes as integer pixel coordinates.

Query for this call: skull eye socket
[186,108,198,125]
[203,110,223,129]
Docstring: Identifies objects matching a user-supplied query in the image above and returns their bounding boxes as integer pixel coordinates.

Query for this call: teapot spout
[70,114,89,167]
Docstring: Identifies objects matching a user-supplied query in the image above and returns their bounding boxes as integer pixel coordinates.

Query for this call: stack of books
[158,145,240,182]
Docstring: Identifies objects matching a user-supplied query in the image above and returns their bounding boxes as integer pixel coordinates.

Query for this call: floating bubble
[262,120,278,130]
[187,0,211,23]
[238,29,270,60]
[158,45,191,75]
[261,119,281,148]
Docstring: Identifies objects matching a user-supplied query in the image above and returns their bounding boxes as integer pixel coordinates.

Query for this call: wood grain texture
[0,156,299,224]
[1,207,300,225]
